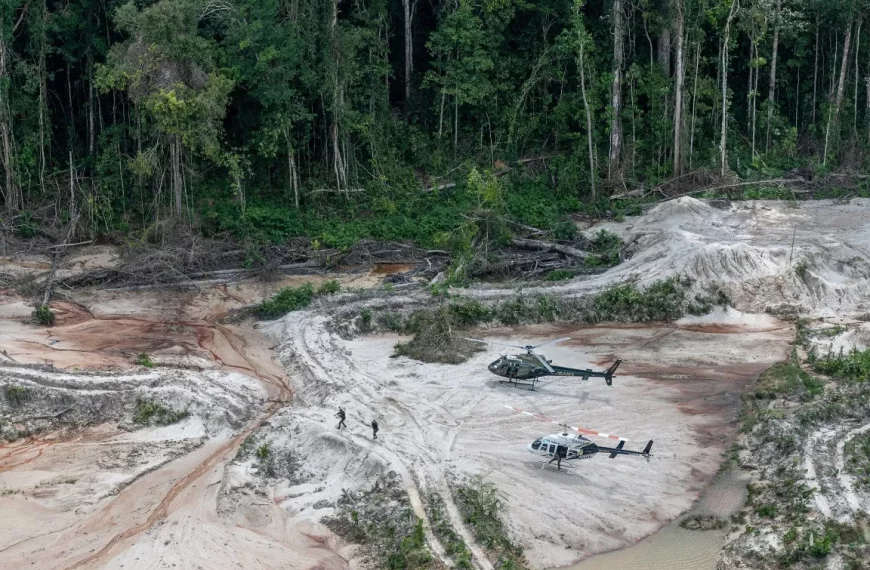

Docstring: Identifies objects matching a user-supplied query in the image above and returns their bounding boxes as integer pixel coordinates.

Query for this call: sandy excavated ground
[4,196,870,569]
[261,309,792,568]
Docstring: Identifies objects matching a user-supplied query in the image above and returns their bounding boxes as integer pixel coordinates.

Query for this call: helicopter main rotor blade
[531,337,571,350]
[504,405,627,442]
[529,350,555,373]
[464,338,528,350]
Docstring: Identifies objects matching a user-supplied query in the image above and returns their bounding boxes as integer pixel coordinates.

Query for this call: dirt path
[261,309,793,569]
[0,277,314,569]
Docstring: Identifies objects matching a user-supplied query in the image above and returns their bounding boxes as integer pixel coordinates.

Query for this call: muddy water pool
[566,467,748,570]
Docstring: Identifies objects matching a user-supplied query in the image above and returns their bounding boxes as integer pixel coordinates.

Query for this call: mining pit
[3,197,870,569]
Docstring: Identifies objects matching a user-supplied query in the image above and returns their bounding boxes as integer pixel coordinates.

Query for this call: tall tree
[672,0,686,174]
[609,0,625,179]
[719,0,740,176]
[765,0,781,150]
[0,0,26,212]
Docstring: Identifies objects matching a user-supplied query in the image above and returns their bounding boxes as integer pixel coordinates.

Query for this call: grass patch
[393,304,488,364]
[4,385,29,407]
[324,473,435,569]
[425,493,473,568]
[32,304,55,326]
[453,476,528,569]
[255,280,341,319]
[586,278,686,322]
[544,269,576,281]
[390,278,698,364]
[811,348,870,382]
[136,353,155,368]
[133,397,189,426]
[256,443,270,459]
[844,433,870,489]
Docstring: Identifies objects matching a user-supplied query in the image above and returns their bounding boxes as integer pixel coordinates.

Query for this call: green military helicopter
[464,337,621,390]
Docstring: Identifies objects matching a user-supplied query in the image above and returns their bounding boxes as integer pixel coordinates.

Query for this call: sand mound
[467,198,870,318]
[0,365,268,439]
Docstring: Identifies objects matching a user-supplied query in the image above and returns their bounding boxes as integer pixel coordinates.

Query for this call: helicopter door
[547,443,557,456]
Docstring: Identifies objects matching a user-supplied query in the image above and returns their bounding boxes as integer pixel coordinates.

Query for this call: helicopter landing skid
[538,460,575,472]
[498,376,541,391]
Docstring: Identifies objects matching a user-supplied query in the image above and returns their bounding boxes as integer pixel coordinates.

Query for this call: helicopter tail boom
[600,440,654,458]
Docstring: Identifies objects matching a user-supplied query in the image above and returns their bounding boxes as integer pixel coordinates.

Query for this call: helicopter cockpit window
[531,438,542,450]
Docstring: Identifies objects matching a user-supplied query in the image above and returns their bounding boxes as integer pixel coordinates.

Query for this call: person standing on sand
[336,407,347,430]
[548,444,566,470]
[371,419,379,440]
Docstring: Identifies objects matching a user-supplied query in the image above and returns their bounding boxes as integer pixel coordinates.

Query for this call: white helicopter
[506,405,653,471]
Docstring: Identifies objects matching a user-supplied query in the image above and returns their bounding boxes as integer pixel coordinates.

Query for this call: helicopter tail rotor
[603,359,622,386]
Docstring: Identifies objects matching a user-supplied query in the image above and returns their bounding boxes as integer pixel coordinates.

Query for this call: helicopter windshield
[530,438,542,450]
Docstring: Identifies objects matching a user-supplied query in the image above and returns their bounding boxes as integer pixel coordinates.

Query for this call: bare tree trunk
[825,18,854,163]
[866,76,870,147]
[69,151,77,225]
[171,136,183,218]
[38,0,47,196]
[689,41,701,169]
[403,0,412,102]
[751,41,759,158]
[854,20,861,138]
[88,53,95,156]
[795,67,800,129]
[766,0,781,151]
[578,33,596,198]
[0,16,19,212]
[813,16,819,126]
[285,130,299,209]
[609,0,625,180]
[454,96,459,153]
[658,28,671,77]
[672,0,685,175]
[438,91,446,138]
[329,0,347,192]
[720,0,739,177]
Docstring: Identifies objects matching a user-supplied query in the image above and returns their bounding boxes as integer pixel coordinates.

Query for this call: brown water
[567,467,748,570]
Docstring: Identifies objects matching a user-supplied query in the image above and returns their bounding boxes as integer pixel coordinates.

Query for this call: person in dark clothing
[336,407,347,430]
[371,419,379,440]
[548,444,567,470]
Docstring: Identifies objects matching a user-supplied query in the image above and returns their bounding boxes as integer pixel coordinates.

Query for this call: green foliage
[317,280,341,295]
[545,269,576,281]
[256,443,270,460]
[453,476,527,569]
[32,305,55,326]
[358,309,373,331]
[812,348,870,382]
[794,261,808,279]
[588,278,686,322]
[256,281,343,319]
[136,353,155,368]
[2,0,870,238]
[553,221,577,241]
[325,475,434,570]
[393,304,487,364]
[425,493,473,568]
[133,397,189,426]
[4,385,29,407]
[844,433,870,489]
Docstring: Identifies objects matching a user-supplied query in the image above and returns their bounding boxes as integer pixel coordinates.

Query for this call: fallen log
[510,238,590,260]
